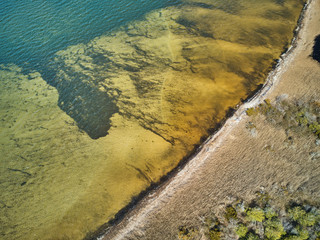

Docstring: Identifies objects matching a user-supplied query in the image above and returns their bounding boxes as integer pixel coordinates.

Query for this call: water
[0,0,181,68]
[0,0,305,239]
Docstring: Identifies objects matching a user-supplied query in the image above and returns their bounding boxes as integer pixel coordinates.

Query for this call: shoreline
[94,0,319,239]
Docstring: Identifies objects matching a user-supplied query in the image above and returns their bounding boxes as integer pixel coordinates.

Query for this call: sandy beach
[100,0,320,239]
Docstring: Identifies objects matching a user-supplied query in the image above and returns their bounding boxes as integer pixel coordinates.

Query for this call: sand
[100,0,320,239]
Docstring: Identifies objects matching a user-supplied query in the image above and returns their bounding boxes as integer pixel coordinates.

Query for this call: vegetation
[246,207,265,222]
[177,192,320,240]
[225,205,237,222]
[235,224,248,238]
[208,228,221,240]
[288,206,318,227]
[205,217,222,240]
[245,232,260,240]
[265,207,278,219]
[178,226,198,240]
[246,107,259,116]
[246,99,320,139]
[264,218,286,239]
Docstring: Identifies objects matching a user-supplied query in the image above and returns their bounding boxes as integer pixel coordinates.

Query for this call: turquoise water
[0,0,181,69]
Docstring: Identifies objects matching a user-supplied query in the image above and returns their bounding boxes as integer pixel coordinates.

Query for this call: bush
[260,99,274,115]
[284,228,309,240]
[245,232,260,240]
[235,224,248,238]
[264,219,286,240]
[283,234,308,240]
[205,216,221,240]
[297,228,309,240]
[246,208,265,222]
[247,99,320,139]
[177,196,319,240]
[309,123,320,137]
[225,205,237,222]
[208,228,221,240]
[288,206,316,227]
[246,107,259,116]
[265,207,278,219]
[178,226,197,240]
[296,112,309,125]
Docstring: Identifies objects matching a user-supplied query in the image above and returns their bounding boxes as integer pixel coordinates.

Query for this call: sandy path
[100,0,320,239]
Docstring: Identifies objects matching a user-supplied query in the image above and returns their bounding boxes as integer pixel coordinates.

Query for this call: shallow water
[0,0,181,68]
[0,0,305,239]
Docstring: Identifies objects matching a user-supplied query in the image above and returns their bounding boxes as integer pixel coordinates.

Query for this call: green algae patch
[0,0,307,239]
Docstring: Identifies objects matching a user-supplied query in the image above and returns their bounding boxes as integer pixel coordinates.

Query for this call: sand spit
[100,0,320,239]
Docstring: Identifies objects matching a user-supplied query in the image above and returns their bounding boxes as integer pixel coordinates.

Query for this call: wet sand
[101,0,320,239]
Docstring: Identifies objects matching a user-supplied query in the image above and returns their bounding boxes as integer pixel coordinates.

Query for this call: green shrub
[235,224,248,238]
[205,216,221,240]
[284,227,309,240]
[225,205,237,222]
[178,226,197,240]
[283,234,308,240]
[309,122,320,137]
[264,219,286,240]
[265,207,278,219]
[245,232,260,240]
[246,99,273,117]
[248,99,320,139]
[288,206,316,227]
[208,228,221,240]
[260,99,274,114]
[288,207,305,220]
[246,107,259,116]
[246,207,265,222]
[297,228,309,240]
